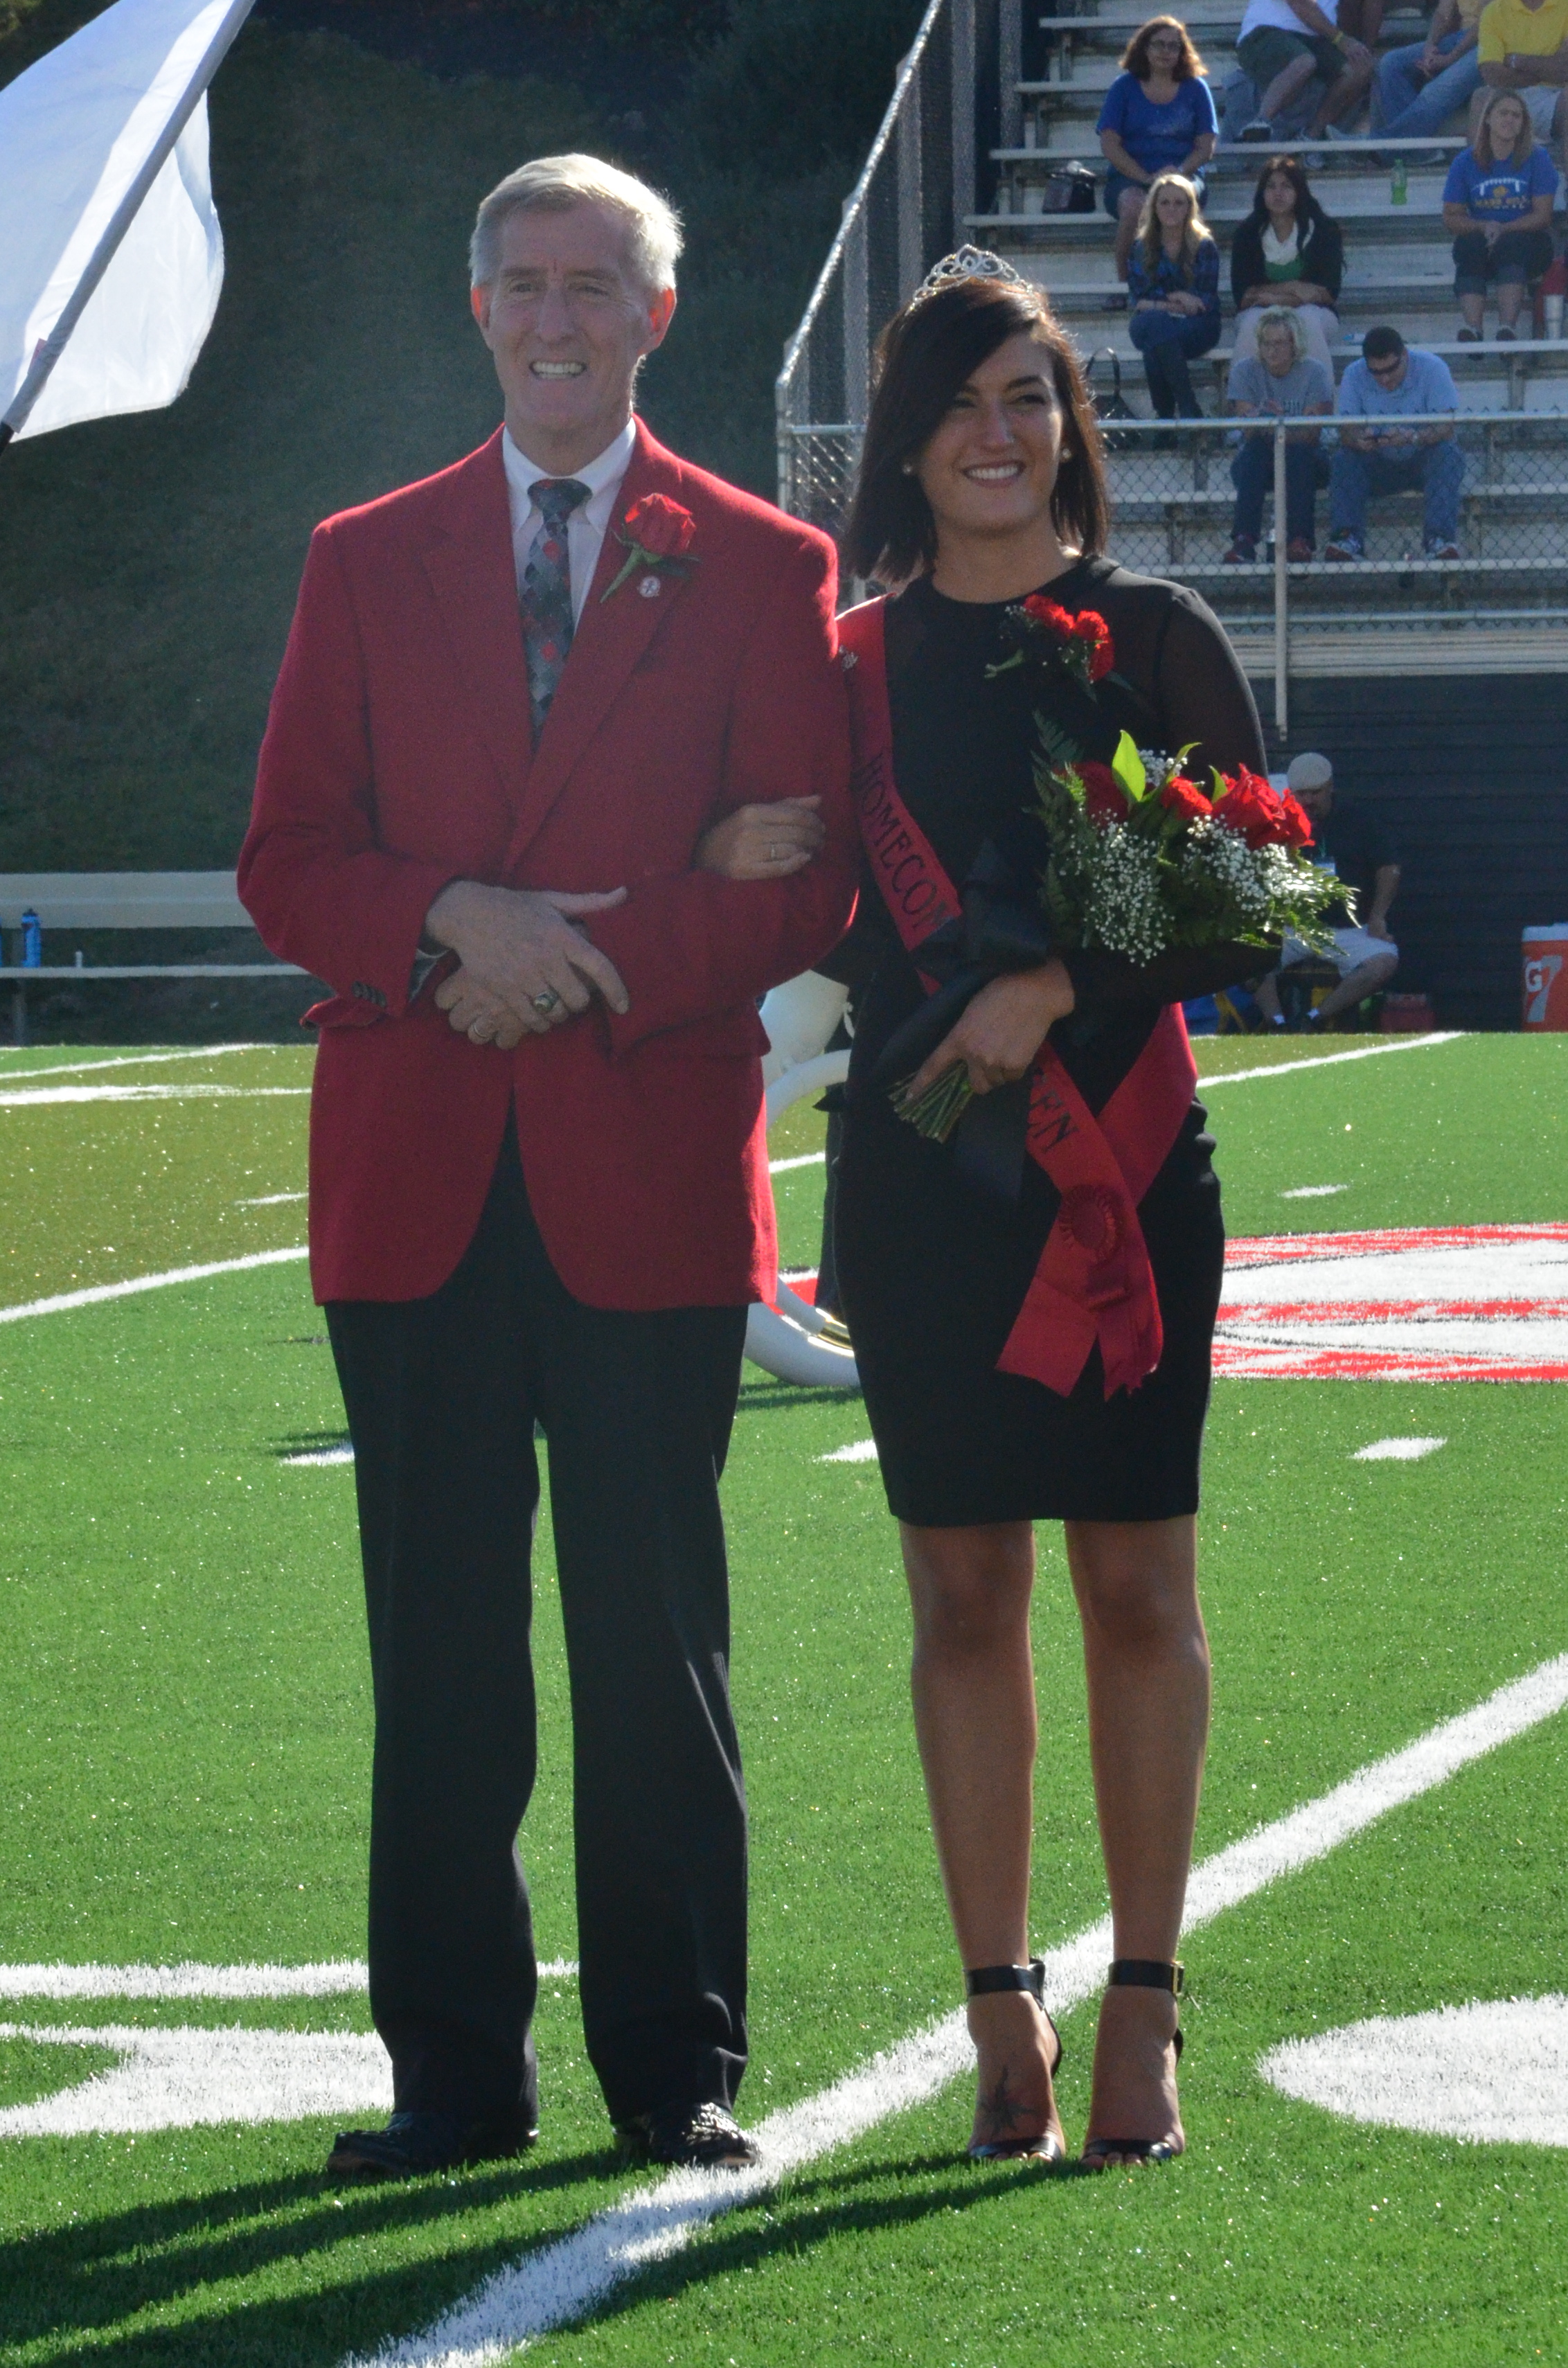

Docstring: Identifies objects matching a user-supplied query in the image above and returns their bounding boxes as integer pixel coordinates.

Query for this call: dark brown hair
[1121,14,1207,80]
[1249,153,1325,229]
[840,274,1109,587]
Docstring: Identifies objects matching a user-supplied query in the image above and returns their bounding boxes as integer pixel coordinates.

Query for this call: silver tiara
[910,246,1028,303]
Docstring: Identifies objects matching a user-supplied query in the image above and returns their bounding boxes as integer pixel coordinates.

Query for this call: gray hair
[470,154,683,294]
[1255,305,1307,362]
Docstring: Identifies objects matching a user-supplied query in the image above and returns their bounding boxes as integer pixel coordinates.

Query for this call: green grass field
[1,1031,1565,2365]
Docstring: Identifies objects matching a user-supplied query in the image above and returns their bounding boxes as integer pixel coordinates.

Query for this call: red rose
[1077,760,1129,826]
[1021,594,1076,636]
[1159,774,1211,825]
[1216,767,1292,848]
[624,493,696,559]
[1070,609,1115,682]
[1278,790,1315,848]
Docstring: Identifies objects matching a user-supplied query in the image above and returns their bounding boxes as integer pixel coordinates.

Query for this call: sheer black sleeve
[1060,573,1269,1015]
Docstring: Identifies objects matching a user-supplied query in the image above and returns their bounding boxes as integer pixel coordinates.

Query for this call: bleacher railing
[775,0,1010,528]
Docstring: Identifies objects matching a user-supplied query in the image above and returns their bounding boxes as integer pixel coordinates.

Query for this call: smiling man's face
[471,199,675,472]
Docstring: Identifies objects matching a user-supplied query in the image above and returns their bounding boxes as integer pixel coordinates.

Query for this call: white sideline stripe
[818,1439,879,1464]
[1353,1436,1447,1461]
[346,1650,1568,2368]
[0,1959,576,2000]
[238,1190,307,1206]
[768,1151,826,1174]
[284,1445,354,1467]
[0,1083,309,1107]
[0,1043,272,1083]
[0,1247,308,1325]
[1281,1184,1348,1200]
[1200,1033,1464,1088]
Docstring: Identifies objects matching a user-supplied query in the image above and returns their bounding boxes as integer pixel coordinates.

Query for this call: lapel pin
[640,574,662,598]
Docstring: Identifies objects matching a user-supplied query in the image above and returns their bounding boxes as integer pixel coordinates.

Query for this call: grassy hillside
[0,5,865,872]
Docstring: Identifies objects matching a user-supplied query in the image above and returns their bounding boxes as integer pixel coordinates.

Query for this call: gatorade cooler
[1522,925,1568,1029]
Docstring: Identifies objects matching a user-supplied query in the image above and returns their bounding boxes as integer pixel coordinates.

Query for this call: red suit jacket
[238,420,857,1310]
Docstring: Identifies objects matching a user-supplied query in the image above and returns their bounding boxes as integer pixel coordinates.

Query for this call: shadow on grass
[738,1382,864,1413]
[0,2139,1119,2365]
[0,2144,620,2367]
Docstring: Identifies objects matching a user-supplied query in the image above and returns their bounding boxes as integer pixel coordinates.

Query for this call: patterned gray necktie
[521,477,590,734]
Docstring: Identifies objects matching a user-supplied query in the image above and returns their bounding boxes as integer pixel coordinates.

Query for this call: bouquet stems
[890,1062,975,1143]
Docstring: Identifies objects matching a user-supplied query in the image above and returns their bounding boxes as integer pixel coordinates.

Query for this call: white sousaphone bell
[746,970,859,1389]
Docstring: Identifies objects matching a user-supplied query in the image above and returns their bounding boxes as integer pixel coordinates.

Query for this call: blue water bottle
[20,908,42,967]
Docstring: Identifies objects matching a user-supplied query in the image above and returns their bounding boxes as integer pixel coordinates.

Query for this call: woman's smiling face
[914,332,1067,546]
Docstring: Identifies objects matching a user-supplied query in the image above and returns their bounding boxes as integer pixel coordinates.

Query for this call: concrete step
[1033,5,1425,33]
[990,171,1455,217]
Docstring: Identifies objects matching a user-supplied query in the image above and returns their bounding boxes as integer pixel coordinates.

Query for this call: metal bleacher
[776,0,1568,714]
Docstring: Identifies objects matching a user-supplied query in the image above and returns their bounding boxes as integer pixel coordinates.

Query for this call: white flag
[0,0,254,441]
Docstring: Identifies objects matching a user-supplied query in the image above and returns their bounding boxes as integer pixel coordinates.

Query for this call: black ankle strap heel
[1080,1959,1186,2171]
[963,1959,1064,2165]
[965,1958,1049,2003]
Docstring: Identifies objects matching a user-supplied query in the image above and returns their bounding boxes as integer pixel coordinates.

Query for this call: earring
[900,461,916,475]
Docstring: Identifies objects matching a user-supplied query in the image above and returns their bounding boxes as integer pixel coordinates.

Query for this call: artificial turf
[0,1031,1565,2365]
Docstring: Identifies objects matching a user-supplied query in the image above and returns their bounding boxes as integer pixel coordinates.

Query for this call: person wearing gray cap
[1256,751,1402,1028]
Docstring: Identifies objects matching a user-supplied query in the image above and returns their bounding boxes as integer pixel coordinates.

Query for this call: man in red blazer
[239,152,855,2180]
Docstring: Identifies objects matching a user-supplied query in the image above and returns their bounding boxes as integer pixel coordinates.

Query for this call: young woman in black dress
[823,259,1266,2168]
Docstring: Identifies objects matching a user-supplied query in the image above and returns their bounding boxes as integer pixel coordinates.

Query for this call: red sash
[839,598,1196,1400]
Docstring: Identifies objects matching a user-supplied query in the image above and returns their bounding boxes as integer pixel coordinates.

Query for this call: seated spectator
[1326,326,1466,560]
[1257,751,1401,1028]
[1378,0,1485,135]
[1474,0,1568,148]
[1098,17,1219,299]
[1444,88,1558,337]
[1127,172,1223,416]
[1236,0,1375,139]
[1224,307,1335,560]
[1231,155,1346,377]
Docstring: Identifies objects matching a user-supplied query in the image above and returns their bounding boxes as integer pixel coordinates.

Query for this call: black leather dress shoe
[326,2107,537,2180]
[616,2100,760,2170]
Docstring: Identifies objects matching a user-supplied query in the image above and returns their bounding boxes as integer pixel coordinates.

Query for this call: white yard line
[238,1191,307,1206]
[1199,1033,1465,1089]
[0,1247,308,1326]
[0,1043,275,1083]
[346,1649,1568,2368]
[1353,1437,1447,1462]
[768,1151,826,1174]
[0,1959,576,2000]
[0,1083,309,1107]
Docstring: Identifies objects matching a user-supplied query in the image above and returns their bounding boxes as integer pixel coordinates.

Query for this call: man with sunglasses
[1325,324,1465,561]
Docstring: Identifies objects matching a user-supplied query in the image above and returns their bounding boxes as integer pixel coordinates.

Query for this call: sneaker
[1495,324,1517,341]
[1324,533,1363,562]
[1101,292,1128,311]
[1222,535,1256,564]
[1424,537,1461,560]
[1238,117,1274,141]
[1456,326,1481,342]
[1285,537,1315,562]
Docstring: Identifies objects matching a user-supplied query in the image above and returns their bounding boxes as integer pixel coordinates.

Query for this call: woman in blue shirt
[1442,89,1558,341]
[1127,173,1223,417]
[1098,17,1219,301]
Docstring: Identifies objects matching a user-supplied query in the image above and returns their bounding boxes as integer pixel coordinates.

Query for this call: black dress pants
[326,1126,750,2128]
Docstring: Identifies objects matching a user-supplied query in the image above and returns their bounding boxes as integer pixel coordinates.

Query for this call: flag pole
[0,0,257,454]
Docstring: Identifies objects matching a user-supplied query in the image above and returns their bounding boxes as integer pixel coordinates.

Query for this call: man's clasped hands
[425,794,828,1047]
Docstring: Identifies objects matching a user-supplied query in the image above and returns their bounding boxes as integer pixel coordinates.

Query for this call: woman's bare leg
[1114,184,1143,284]
[1064,1514,1209,2160]
[901,1517,1064,2153]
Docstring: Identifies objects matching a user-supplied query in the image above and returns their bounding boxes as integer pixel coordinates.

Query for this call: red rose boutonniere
[601,492,697,603]
[988,596,1117,693]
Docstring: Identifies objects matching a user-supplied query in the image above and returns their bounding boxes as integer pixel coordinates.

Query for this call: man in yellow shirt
[1477,0,1568,144]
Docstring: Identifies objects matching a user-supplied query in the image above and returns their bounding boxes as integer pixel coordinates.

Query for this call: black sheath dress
[828,556,1267,1529]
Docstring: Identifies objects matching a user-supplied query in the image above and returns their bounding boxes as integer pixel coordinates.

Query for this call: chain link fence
[775,0,1009,529]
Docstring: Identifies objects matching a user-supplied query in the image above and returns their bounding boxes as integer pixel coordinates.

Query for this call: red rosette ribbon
[601,493,697,601]
[1076,760,1130,828]
[1159,773,1211,825]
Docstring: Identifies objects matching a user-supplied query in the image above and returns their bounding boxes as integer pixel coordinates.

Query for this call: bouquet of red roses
[891,597,1344,1141]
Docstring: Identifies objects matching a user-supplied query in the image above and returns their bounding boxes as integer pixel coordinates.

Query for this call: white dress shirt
[502,418,638,624]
